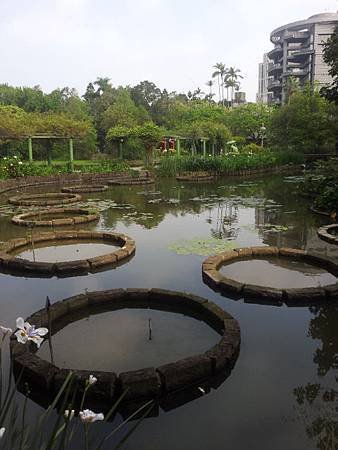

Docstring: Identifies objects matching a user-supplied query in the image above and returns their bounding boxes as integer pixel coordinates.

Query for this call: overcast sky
[1,0,337,102]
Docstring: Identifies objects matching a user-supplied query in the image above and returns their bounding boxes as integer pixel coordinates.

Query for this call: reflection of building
[267,12,338,104]
[257,53,273,104]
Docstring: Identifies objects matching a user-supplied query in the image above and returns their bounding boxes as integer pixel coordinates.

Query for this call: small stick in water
[30,227,36,262]
[46,296,54,365]
[148,318,152,341]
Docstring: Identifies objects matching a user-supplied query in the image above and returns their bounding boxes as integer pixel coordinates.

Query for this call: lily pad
[168,237,238,256]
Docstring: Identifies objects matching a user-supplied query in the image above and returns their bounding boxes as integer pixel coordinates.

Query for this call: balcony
[269,63,283,74]
[282,69,309,78]
[283,31,309,42]
[268,79,282,90]
[288,47,314,58]
[268,46,283,60]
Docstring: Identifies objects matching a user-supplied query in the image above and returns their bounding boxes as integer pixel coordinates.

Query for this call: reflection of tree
[308,306,338,376]
[293,305,337,450]
[210,203,239,239]
[293,383,336,450]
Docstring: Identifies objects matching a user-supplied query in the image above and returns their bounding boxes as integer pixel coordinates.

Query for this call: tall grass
[157,150,304,177]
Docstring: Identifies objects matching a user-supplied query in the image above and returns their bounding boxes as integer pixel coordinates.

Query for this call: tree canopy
[320,26,338,104]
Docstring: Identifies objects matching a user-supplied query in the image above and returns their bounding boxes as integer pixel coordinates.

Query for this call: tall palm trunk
[221,74,224,106]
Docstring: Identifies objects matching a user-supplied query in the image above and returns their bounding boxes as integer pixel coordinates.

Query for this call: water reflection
[293,305,337,450]
[1,173,337,450]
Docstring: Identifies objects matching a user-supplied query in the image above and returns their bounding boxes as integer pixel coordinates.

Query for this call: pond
[0,173,337,450]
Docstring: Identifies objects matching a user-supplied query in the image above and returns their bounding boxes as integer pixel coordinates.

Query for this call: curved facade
[259,12,338,104]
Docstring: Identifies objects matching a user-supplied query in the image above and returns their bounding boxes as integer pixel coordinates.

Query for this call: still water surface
[17,242,119,262]
[0,174,337,450]
[219,258,337,288]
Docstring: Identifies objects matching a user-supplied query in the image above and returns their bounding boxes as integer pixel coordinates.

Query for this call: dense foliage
[300,159,338,213]
[269,85,337,154]
[1,60,337,165]
[0,156,129,179]
[320,26,338,104]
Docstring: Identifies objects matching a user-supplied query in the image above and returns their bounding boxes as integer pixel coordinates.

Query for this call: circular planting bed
[11,208,99,227]
[8,192,82,207]
[176,172,214,182]
[317,224,338,245]
[0,230,135,277]
[61,185,108,193]
[10,288,240,407]
[202,246,338,305]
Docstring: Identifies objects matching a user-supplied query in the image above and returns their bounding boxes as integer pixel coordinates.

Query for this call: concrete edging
[11,208,100,227]
[202,246,338,305]
[10,288,241,403]
[0,230,135,277]
[8,192,82,206]
[317,224,338,245]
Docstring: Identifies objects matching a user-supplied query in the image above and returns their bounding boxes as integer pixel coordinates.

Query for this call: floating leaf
[168,237,238,256]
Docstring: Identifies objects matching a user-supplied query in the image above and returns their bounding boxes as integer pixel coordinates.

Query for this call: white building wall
[313,22,335,87]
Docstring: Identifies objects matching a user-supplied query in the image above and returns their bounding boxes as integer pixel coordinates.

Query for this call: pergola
[1,134,75,170]
[109,134,212,157]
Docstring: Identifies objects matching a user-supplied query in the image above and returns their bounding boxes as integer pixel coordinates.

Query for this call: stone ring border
[0,230,135,277]
[10,288,241,403]
[11,208,100,227]
[8,192,82,207]
[317,224,338,245]
[176,172,215,182]
[61,185,108,193]
[108,178,155,186]
[202,246,338,304]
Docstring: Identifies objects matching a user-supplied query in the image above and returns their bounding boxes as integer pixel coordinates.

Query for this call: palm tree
[205,80,214,103]
[226,67,243,107]
[206,80,214,96]
[192,87,204,100]
[226,79,240,107]
[212,63,226,105]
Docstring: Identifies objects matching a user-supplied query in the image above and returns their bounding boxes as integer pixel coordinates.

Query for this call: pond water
[38,308,220,372]
[0,173,337,450]
[17,241,119,262]
[219,258,337,288]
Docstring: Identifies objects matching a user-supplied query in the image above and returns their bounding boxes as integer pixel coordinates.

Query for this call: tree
[226,67,243,106]
[102,88,150,131]
[225,103,272,142]
[269,85,337,153]
[212,62,226,105]
[130,81,162,111]
[320,26,338,104]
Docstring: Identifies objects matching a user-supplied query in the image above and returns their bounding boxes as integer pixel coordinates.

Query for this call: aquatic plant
[168,237,238,256]
[157,150,304,177]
